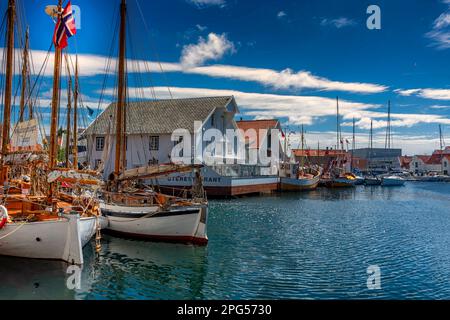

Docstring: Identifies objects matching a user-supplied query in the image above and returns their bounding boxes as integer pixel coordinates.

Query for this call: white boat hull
[365,178,382,186]
[100,203,208,245]
[280,175,320,191]
[382,177,406,186]
[0,215,97,264]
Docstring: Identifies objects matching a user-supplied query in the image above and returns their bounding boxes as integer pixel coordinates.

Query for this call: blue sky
[1,0,449,154]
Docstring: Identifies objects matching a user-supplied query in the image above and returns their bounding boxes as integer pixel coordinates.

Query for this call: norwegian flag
[53,1,76,49]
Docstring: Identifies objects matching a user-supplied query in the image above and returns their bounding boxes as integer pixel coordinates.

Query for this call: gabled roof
[414,155,430,163]
[399,156,413,164]
[426,153,447,165]
[236,119,282,149]
[83,96,237,136]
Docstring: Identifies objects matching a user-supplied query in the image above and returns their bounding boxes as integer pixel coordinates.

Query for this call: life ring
[0,205,8,229]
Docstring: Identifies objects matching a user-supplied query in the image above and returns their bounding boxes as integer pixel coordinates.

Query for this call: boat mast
[1,0,15,176]
[49,0,63,195]
[439,124,444,174]
[65,55,72,168]
[301,125,305,168]
[351,117,355,172]
[72,56,79,169]
[19,27,30,123]
[115,0,127,176]
[369,119,373,173]
[385,100,391,149]
[336,97,340,151]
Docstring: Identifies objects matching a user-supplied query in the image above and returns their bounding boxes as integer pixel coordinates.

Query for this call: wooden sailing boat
[98,0,208,245]
[280,125,321,191]
[0,0,101,264]
[323,97,356,188]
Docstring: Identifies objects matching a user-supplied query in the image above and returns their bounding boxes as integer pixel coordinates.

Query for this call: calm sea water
[1,182,450,300]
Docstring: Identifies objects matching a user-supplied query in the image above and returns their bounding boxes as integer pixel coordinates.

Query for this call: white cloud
[101,86,380,126]
[180,33,236,68]
[187,0,225,8]
[289,131,443,155]
[320,17,356,28]
[426,4,450,49]
[430,105,450,109]
[277,11,287,19]
[0,48,388,94]
[181,65,388,93]
[342,113,450,130]
[196,24,208,32]
[433,12,450,29]
[100,86,450,131]
[395,88,450,100]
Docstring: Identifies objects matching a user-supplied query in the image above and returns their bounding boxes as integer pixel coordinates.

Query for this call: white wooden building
[82,96,281,196]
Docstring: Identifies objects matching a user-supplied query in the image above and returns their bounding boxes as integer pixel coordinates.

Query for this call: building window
[445,161,448,168]
[415,162,418,168]
[96,137,105,151]
[149,136,159,151]
[211,115,215,127]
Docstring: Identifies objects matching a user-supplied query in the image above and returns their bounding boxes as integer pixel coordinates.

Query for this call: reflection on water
[77,237,208,300]
[1,182,450,300]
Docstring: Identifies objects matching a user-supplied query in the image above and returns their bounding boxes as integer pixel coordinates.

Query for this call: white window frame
[96,137,105,151]
[150,136,159,151]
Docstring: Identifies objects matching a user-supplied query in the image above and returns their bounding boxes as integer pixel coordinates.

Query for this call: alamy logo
[169,123,282,167]
[367,265,382,290]
[72,5,81,30]
[66,265,81,290]
[367,5,381,30]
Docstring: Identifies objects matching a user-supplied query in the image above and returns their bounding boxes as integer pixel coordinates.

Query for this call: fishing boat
[280,126,321,191]
[0,0,101,264]
[322,98,356,188]
[323,172,357,188]
[97,0,208,245]
[280,166,321,191]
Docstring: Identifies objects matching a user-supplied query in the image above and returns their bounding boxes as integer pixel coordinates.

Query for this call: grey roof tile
[83,96,234,136]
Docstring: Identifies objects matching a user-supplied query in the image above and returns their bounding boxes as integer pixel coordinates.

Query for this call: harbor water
[1,182,450,300]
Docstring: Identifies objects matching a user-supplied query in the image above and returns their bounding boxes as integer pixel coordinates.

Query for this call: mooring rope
[0,221,27,240]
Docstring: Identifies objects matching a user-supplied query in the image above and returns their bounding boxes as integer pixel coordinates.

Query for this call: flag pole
[49,0,63,200]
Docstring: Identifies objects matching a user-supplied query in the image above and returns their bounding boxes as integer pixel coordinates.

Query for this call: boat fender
[0,205,8,229]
